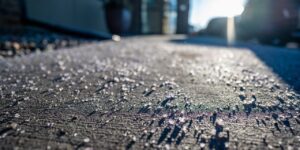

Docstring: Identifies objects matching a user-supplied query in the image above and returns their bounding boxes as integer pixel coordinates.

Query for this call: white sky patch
[189,0,246,29]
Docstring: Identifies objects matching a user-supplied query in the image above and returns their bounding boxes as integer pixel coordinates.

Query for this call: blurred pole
[129,0,142,34]
[176,0,189,34]
[227,17,235,45]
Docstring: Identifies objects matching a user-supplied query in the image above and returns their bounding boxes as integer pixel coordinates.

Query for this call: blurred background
[0,0,300,56]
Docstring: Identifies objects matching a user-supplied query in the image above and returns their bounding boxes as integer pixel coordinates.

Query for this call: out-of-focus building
[0,0,24,27]
[298,9,300,29]
[238,0,299,43]
[204,0,300,44]
[297,2,300,29]
[0,0,190,36]
[131,0,189,34]
[140,0,164,34]
[24,0,110,37]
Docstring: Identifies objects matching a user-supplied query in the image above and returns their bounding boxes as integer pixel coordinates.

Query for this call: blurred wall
[25,0,110,37]
[298,7,300,29]
[0,0,23,26]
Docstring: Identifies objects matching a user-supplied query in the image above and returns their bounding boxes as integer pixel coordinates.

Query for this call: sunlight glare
[216,0,244,17]
[190,0,245,29]
[220,0,244,45]
[227,17,235,45]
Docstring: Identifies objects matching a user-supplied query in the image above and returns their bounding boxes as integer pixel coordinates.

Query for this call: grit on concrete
[0,36,300,149]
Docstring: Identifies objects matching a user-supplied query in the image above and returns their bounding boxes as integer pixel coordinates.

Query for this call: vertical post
[159,0,165,34]
[176,0,189,34]
[129,0,142,34]
[227,17,235,45]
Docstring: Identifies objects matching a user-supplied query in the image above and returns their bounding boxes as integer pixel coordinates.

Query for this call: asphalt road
[0,36,299,149]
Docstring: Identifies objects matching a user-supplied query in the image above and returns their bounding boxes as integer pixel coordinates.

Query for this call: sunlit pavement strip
[0,36,299,149]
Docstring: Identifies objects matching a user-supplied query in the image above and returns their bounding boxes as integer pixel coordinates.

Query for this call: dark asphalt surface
[0,36,300,149]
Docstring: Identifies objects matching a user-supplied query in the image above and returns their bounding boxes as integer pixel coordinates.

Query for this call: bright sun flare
[190,0,246,29]
[211,0,245,17]
[206,0,245,45]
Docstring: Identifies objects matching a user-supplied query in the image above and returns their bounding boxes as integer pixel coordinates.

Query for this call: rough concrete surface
[0,36,300,149]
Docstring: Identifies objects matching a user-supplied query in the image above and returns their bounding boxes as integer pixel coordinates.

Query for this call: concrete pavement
[0,36,299,149]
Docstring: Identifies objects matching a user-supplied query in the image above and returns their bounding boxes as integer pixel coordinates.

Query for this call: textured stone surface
[0,36,299,149]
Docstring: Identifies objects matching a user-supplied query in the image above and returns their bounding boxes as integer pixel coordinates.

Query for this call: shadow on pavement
[170,36,300,93]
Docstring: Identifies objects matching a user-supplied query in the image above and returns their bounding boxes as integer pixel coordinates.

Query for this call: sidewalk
[0,36,299,149]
